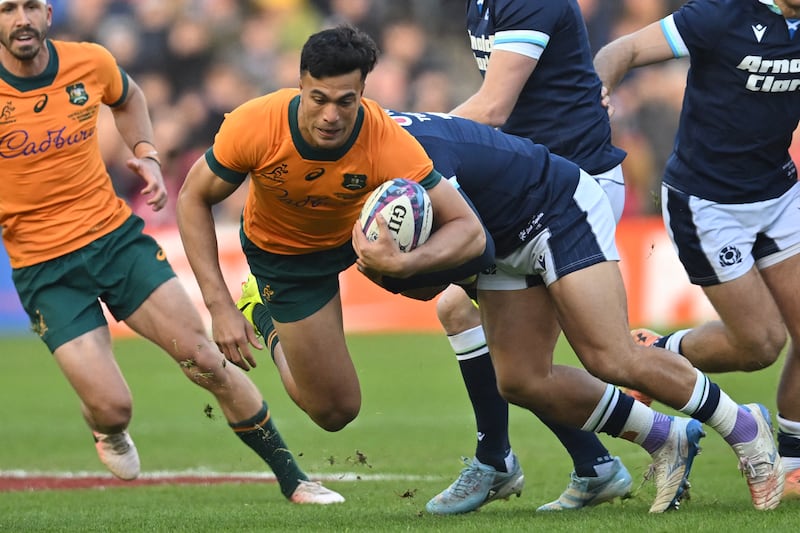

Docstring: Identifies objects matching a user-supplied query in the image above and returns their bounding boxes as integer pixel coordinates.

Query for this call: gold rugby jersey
[0,40,131,268]
[207,89,438,254]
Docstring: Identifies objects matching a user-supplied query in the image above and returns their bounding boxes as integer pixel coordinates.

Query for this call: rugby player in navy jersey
[353,109,783,513]
[425,0,631,514]
[594,0,797,508]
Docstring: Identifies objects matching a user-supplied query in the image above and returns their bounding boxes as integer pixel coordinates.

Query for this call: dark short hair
[300,25,379,81]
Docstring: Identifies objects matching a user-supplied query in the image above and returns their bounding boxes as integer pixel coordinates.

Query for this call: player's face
[297,69,364,150]
[0,0,50,61]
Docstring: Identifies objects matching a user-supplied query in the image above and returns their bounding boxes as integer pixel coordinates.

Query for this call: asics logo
[304,167,325,181]
[33,94,48,113]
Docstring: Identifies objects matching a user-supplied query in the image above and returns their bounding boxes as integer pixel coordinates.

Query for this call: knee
[580,356,623,385]
[495,371,538,408]
[178,356,229,389]
[436,287,480,334]
[308,401,360,432]
[738,327,786,371]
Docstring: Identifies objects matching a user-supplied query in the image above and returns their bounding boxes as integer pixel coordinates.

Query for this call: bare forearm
[111,81,156,153]
[176,196,232,311]
[594,22,676,93]
[450,94,509,128]
[400,218,486,277]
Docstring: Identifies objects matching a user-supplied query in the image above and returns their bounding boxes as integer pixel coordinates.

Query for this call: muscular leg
[438,284,623,476]
[53,327,132,434]
[762,256,800,485]
[126,278,342,501]
[678,267,786,372]
[252,292,361,432]
[482,261,783,511]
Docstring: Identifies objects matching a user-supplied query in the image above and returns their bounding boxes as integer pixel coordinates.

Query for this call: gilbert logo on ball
[359,178,433,252]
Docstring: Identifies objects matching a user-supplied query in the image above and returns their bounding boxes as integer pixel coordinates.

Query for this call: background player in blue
[594,0,800,504]
[354,109,784,513]
[427,0,631,514]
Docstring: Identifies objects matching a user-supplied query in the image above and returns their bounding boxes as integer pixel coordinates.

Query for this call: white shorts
[662,181,800,286]
[477,170,619,290]
[592,164,625,224]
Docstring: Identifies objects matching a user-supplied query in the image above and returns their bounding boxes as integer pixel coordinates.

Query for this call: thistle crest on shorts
[718,245,742,267]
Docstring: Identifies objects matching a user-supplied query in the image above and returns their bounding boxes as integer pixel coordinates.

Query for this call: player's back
[389,111,580,256]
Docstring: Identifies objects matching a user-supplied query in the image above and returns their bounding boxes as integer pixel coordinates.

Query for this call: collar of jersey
[759,0,785,16]
[288,94,365,161]
[0,39,59,91]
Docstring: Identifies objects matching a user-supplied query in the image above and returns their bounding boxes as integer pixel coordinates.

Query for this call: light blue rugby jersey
[388,110,580,257]
[465,0,625,174]
[663,0,800,203]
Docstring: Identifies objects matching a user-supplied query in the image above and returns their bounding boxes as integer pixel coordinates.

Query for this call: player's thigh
[547,261,633,374]
[124,277,212,359]
[273,292,359,402]
[761,252,800,340]
[53,326,131,408]
[477,286,560,383]
[702,267,784,343]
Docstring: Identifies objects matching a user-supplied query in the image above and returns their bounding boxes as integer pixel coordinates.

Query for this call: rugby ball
[359,178,433,252]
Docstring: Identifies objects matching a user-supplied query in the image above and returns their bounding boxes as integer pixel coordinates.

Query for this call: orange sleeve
[211,92,290,176]
[84,43,127,107]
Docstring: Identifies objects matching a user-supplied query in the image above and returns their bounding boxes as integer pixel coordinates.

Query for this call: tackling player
[354,109,785,513]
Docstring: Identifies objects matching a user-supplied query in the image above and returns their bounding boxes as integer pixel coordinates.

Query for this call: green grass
[0,333,796,532]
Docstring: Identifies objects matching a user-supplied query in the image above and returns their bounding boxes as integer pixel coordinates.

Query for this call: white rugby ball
[359,178,433,252]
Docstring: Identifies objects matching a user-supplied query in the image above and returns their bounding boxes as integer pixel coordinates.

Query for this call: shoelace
[296,480,327,494]
[102,434,131,455]
[738,453,774,481]
[447,463,486,498]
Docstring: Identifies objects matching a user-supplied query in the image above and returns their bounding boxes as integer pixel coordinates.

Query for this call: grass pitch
[0,333,796,532]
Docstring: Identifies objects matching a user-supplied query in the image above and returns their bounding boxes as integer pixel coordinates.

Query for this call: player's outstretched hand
[126,156,168,211]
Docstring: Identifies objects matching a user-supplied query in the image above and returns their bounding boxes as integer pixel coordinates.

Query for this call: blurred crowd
[48,0,690,224]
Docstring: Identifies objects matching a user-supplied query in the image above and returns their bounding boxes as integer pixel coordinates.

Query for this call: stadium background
[2,0,796,335]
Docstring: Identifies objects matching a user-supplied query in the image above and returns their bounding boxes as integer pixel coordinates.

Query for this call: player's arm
[449,49,536,127]
[378,188,495,295]
[110,74,167,211]
[594,20,677,94]
[352,177,485,279]
[176,154,261,370]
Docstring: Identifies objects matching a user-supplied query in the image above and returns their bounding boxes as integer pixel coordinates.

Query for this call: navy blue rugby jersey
[388,110,580,257]
[663,0,800,203]
[465,0,625,174]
